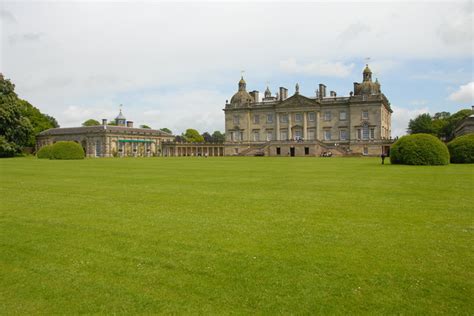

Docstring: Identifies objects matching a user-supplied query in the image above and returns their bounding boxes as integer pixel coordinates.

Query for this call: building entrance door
[290,147,295,157]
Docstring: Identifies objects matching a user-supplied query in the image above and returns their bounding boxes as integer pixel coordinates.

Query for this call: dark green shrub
[447,134,474,163]
[50,141,85,160]
[390,134,449,165]
[0,135,18,157]
[36,144,53,159]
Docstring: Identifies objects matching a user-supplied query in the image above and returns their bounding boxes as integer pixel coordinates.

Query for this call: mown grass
[0,157,472,314]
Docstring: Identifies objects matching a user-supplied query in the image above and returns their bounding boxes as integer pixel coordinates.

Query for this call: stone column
[276,113,280,140]
[303,112,307,140]
[247,111,251,142]
[288,112,292,140]
[316,111,321,140]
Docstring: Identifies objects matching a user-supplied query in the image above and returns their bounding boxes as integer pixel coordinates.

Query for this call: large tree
[140,124,151,129]
[408,113,436,135]
[201,132,212,143]
[184,129,204,143]
[211,131,225,143]
[0,75,33,156]
[82,119,101,126]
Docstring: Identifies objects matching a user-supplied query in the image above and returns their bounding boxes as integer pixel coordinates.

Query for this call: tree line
[408,108,473,141]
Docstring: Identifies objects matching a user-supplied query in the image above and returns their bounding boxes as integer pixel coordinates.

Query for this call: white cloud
[448,82,474,104]
[1,1,472,132]
[391,105,430,137]
[280,59,355,78]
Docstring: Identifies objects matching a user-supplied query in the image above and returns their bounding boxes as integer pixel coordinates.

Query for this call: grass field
[0,157,473,314]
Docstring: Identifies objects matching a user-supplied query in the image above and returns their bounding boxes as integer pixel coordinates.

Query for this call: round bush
[36,144,53,159]
[390,134,449,165]
[50,141,85,160]
[447,134,474,163]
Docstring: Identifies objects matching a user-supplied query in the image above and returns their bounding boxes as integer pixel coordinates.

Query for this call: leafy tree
[0,75,33,156]
[202,132,212,142]
[174,135,185,142]
[408,113,436,135]
[82,119,100,126]
[19,100,58,146]
[160,127,172,134]
[140,124,151,129]
[211,131,225,143]
[184,129,204,142]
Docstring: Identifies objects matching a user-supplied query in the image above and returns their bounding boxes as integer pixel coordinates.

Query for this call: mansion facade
[223,65,393,156]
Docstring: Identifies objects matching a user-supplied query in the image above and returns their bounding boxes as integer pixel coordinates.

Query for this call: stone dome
[355,80,380,95]
[230,90,254,105]
[230,76,254,105]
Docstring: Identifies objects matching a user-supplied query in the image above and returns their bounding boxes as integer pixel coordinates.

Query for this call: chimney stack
[102,119,107,126]
[318,84,326,99]
[279,87,288,101]
[330,91,337,97]
[126,121,133,128]
[249,90,259,102]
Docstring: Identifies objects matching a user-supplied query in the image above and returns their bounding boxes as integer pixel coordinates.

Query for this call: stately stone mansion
[36,64,393,157]
[223,64,393,156]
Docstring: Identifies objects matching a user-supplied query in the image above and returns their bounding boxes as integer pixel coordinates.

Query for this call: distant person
[381,152,386,164]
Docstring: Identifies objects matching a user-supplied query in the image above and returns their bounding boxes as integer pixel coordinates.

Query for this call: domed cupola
[363,64,372,82]
[354,64,381,96]
[230,76,254,105]
[264,86,271,98]
[115,108,126,126]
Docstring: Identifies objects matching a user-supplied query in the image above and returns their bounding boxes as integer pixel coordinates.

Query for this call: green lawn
[0,157,472,314]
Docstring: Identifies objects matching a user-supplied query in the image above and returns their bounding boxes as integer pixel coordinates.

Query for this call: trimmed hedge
[390,134,449,165]
[37,141,84,160]
[50,141,85,160]
[36,144,53,159]
[447,134,474,163]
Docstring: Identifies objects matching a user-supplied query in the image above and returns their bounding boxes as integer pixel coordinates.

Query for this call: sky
[1,0,473,137]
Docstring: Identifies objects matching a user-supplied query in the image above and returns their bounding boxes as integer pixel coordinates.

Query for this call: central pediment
[277,94,317,108]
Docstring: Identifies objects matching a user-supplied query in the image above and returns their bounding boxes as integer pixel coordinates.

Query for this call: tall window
[357,129,361,140]
[339,111,347,121]
[267,113,273,123]
[324,111,331,121]
[253,115,260,124]
[280,130,288,140]
[266,131,273,141]
[362,110,369,120]
[295,113,302,122]
[253,131,260,141]
[280,114,288,123]
[308,112,315,122]
[370,128,375,139]
[362,124,369,140]
[324,130,331,141]
[308,129,315,140]
[340,130,348,141]
[295,130,302,140]
[233,115,240,125]
[363,147,369,155]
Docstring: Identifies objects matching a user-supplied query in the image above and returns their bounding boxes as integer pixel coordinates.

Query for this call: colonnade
[163,145,224,157]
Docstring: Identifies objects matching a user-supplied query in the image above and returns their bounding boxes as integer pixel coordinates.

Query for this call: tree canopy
[140,124,151,129]
[82,119,101,126]
[160,127,172,134]
[184,129,204,143]
[211,131,225,143]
